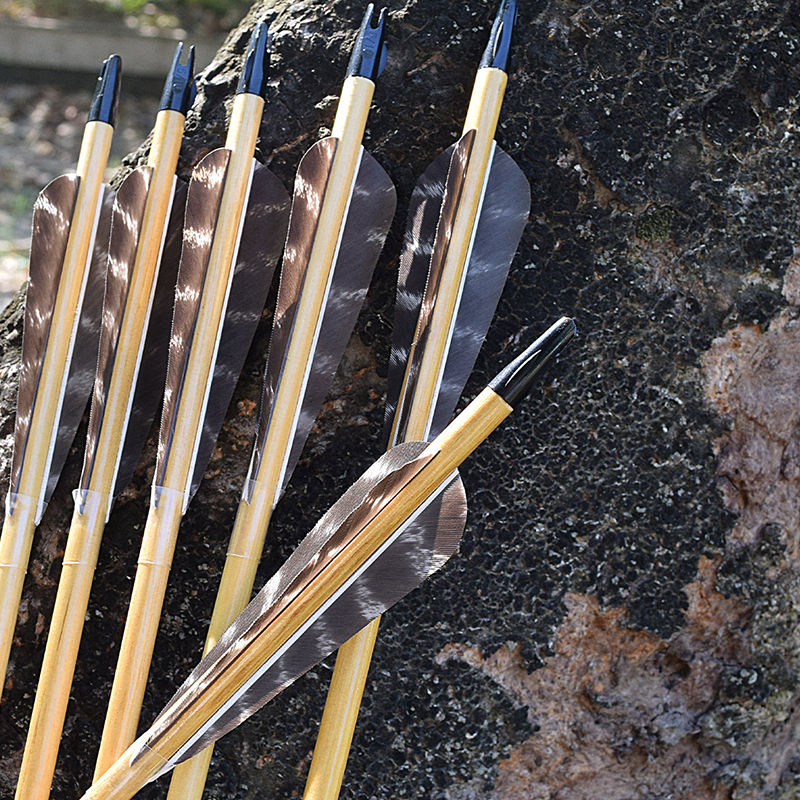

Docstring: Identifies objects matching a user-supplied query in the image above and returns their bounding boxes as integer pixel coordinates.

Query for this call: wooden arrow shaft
[14,492,109,800]
[303,66,509,800]
[303,615,381,799]
[82,387,512,800]
[165,498,272,798]
[0,120,113,696]
[251,75,373,508]
[18,120,113,507]
[94,487,184,778]
[166,74,376,800]
[402,67,507,439]
[0,494,37,687]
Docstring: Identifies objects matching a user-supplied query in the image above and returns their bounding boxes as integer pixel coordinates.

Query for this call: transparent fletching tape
[151,484,188,513]
[136,739,172,785]
[5,491,38,519]
[1,493,38,566]
[140,486,186,567]
[71,487,106,520]
[242,477,277,510]
[64,489,108,565]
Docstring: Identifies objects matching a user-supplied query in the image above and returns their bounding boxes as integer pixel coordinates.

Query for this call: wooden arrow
[91,24,290,778]
[305,2,528,796]
[79,317,576,800]
[12,44,196,800]
[165,7,395,798]
[0,55,121,696]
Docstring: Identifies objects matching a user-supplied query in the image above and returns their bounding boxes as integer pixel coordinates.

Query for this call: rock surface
[1,1,799,798]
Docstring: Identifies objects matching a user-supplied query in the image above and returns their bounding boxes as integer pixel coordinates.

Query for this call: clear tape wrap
[141,486,185,567]
[1,492,38,566]
[64,489,109,566]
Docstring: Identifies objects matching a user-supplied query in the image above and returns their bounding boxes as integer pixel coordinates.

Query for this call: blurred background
[0,0,238,305]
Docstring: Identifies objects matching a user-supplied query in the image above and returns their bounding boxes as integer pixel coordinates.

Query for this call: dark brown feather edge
[47,185,115,508]
[112,180,188,498]
[80,166,153,496]
[10,177,113,517]
[155,149,231,491]
[187,162,290,500]
[245,137,337,494]
[385,138,531,444]
[427,144,531,437]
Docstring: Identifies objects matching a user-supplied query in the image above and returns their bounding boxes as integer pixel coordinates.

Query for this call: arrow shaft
[252,75,372,506]
[304,66,509,800]
[94,487,184,777]
[166,74,376,800]
[164,498,272,797]
[402,68,507,439]
[95,91,265,777]
[303,615,381,799]
[0,494,37,687]
[14,491,109,800]
[162,93,261,496]
[17,120,113,508]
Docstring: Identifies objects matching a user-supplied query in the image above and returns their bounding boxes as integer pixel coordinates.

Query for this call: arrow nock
[159,42,196,114]
[88,54,122,126]
[490,317,577,405]
[480,0,517,72]
[346,4,388,82]
[237,20,272,97]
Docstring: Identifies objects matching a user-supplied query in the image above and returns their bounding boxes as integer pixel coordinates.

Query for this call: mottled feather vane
[186,162,291,498]
[155,149,290,497]
[11,175,81,495]
[113,180,188,497]
[12,179,113,506]
[156,149,231,486]
[79,168,189,498]
[248,137,396,494]
[134,441,467,774]
[80,167,152,492]
[427,145,530,436]
[384,132,474,445]
[385,133,530,444]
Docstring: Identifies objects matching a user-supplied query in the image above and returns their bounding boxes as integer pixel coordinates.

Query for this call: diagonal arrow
[79,317,576,800]
[305,2,529,796]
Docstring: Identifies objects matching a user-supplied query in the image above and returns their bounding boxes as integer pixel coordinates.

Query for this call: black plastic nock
[237,21,271,97]
[479,0,518,72]
[88,54,122,126]
[159,42,196,114]
[346,4,388,82]
[490,317,577,406]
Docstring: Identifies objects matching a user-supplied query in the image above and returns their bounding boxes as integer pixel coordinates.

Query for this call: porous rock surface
[1,1,799,798]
